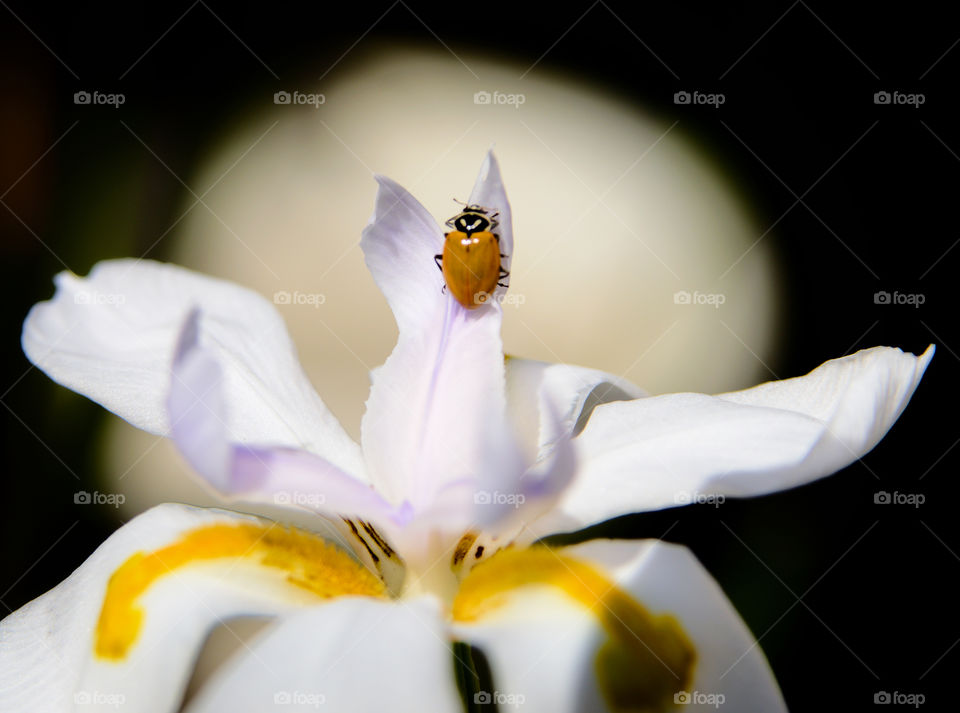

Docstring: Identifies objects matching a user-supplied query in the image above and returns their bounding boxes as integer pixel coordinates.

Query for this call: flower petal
[569,540,785,711]
[21,259,364,478]
[359,171,447,334]
[0,504,385,713]
[169,309,400,525]
[359,155,525,528]
[539,345,933,531]
[184,597,463,713]
[451,540,785,713]
[505,357,646,462]
[467,151,513,300]
[461,404,579,561]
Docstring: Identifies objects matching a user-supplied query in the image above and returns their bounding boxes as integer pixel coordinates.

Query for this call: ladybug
[434,204,510,309]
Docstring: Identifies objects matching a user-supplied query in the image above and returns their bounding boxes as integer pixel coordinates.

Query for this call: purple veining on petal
[394,500,415,527]
[169,308,232,490]
[230,445,397,521]
[169,309,396,522]
[412,295,457,506]
[412,299,504,508]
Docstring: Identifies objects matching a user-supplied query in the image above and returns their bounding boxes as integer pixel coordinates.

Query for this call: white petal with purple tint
[21,259,364,479]
[169,310,399,524]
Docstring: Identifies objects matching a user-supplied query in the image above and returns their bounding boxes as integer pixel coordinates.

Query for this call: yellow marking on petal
[95,522,385,661]
[452,547,696,712]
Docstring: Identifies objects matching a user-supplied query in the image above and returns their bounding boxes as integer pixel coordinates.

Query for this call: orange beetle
[434,204,510,309]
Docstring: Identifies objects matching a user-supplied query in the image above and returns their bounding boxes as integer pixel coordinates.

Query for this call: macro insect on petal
[434,204,510,309]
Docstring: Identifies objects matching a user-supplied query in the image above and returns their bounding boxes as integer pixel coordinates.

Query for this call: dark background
[1,2,956,710]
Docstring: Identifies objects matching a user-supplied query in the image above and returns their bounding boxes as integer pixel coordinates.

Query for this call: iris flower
[1,152,931,712]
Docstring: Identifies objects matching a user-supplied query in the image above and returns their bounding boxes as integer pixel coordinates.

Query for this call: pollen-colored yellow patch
[452,547,696,712]
[95,521,385,661]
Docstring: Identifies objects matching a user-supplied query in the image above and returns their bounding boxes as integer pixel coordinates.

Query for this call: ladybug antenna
[451,198,496,215]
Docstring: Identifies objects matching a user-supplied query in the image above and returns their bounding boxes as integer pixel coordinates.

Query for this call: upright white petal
[185,597,463,713]
[0,504,385,713]
[359,173,447,336]
[467,151,513,301]
[359,154,525,532]
[538,345,933,533]
[21,259,364,479]
[452,540,785,713]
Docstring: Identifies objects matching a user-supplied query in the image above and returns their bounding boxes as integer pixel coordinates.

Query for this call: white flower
[3,152,931,713]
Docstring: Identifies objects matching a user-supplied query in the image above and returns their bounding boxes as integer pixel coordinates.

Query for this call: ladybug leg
[497,267,510,288]
[434,254,448,293]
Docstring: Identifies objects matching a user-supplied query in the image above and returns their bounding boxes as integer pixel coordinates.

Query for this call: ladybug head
[446,204,499,234]
[452,212,492,235]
